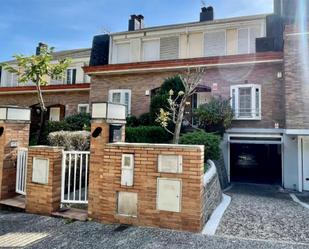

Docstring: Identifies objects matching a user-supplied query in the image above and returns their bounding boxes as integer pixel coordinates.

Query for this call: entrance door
[303,138,309,191]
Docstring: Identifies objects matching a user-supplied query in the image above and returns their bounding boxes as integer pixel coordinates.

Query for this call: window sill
[233,117,262,121]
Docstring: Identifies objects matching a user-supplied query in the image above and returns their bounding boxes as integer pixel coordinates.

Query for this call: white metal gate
[16,148,28,195]
[61,151,90,204]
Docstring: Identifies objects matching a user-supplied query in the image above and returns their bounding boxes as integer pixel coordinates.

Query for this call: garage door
[303,138,309,191]
[230,143,282,184]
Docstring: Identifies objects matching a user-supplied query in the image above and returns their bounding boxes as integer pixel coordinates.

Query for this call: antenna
[100,26,111,35]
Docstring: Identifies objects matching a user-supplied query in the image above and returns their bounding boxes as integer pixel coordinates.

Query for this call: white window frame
[77,104,90,114]
[230,84,261,120]
[108,89,132,116]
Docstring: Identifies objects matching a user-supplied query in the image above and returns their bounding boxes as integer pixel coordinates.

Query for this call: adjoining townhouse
[0,44,91,133]
[84,0,309,192]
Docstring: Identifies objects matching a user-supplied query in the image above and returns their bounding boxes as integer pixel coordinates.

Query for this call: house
[0,44,91,134]
[84,0,309,192]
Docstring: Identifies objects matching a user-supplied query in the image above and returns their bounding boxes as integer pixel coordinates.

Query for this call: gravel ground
[216,183,309,244]
[1,210,309,249]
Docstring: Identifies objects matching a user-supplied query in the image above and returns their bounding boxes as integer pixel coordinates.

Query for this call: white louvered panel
[204,31,226,57]
[143,40,160,61]
[238,28,249,54]
[250,26,261,53]
[160,36,179,60]
[116,43,130,64]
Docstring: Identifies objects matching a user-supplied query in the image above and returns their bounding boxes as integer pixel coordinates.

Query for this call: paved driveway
[216,183,309,244]
[1,210,309,249]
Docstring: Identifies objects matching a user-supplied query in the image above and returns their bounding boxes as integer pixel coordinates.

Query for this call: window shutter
[116,43,130,63]
[143,40,160,61]
[204,31,226,57]
[72,69,76,84]
[160,36,179,60]
[238,28,249,54]
[249,26,261,53]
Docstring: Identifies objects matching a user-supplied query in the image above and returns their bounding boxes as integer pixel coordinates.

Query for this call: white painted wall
[110,17,266,64]
[283,134,299,190]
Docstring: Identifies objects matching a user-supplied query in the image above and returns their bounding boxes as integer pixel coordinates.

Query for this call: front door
[303,138,309,191]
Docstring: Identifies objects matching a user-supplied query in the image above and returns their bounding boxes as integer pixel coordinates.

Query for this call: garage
[229,135,283,185]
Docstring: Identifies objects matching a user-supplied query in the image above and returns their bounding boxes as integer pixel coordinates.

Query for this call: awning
[196,85,212,93]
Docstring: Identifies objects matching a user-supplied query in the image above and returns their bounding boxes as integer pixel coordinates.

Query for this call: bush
[139,113,154,126]
[126,116,140,127]
[179,131,220,162]
[39,113,91,145]
[48,131,91,151]
[194,96,234,135]
[64,113,91,131]
[125,126,172,143]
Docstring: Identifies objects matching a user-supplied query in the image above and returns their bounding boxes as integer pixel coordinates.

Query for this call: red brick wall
[0,122,30,200]
[88,121,205,232]
[90,63,284,129]
[284,26,309,129]
[25,146,62,215]
[0,91,89,117]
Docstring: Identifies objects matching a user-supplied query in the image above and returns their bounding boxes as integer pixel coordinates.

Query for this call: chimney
[200,6,214,22]
[36,42,48,55]
[128,14,144,31]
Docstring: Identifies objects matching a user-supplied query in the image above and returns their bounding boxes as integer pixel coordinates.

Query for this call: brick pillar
[88,120,110,219]
[0,121,30,200]
[25,146,63,215]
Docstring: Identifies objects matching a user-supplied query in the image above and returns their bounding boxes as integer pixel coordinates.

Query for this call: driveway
[1,209,309,249]
[216,183,309,244]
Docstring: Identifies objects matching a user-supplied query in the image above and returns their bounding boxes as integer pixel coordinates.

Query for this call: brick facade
[0,121,30,200]
[0,90,89,117]
[90,62,284,129]
[284,26,309,129]
[25,146,63,215]
[88,121,206,232]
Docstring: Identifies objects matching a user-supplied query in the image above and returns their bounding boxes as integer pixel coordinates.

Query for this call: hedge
[179,131,220,162]
[125,126,172,143]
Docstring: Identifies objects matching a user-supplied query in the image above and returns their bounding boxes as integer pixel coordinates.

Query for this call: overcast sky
[0,0,273,61]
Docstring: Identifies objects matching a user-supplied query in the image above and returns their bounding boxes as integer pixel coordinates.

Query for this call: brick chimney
[36,42,48,55]
[128,14,144,31]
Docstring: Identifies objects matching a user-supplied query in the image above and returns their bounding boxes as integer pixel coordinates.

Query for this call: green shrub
[194,96,234,135]
[139,112,154,126]
[126,116,140,127]
[64,113,91,131]
[40,113,91,145]
[125,126,172,143]
[179,131,220,162]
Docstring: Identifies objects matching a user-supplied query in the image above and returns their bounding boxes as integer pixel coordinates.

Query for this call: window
[230,84,261,120]
[142,39,160,61]
[160,36,179,60]
[66,69,76,84]
[204,31,226,57]
[237,26,262,54]
[78,104,89,114]
[115,43,130,63]
[49,107,61,121]
[109,89,131,116]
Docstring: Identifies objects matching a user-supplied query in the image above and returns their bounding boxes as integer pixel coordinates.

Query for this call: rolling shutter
[204,31,226,57]
[160,36,179,60]
[238,28,249,54]
[143,40,160,61]
[250,26,261,53]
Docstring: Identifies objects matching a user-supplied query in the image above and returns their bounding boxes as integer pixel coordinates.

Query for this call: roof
[111,13,270,36]
[0,83,90,95]
[2,48,91,64]
[83,52,283,75]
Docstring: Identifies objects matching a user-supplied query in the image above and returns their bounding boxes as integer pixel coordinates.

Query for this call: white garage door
[303,138,309,191]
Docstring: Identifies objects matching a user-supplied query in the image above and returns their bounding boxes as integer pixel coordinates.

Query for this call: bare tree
[156,67,205,144]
